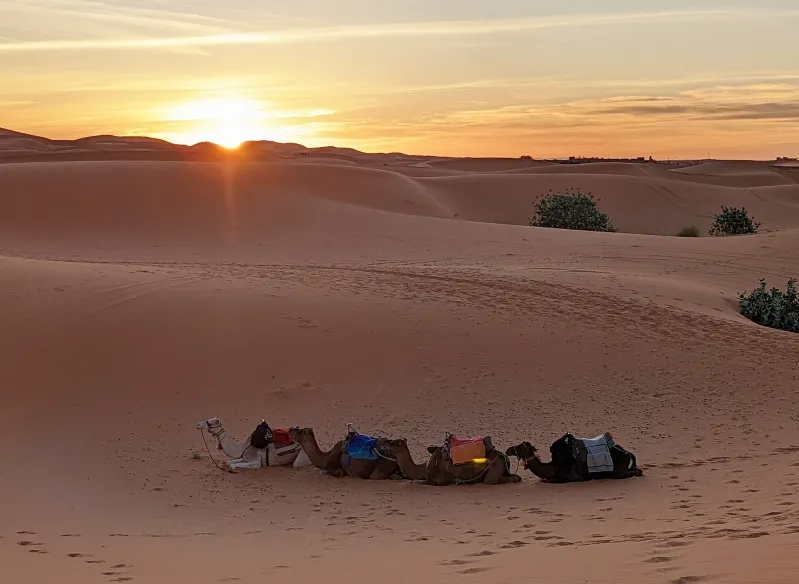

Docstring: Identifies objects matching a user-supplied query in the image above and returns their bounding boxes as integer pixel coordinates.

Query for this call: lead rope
[198,428,235,473]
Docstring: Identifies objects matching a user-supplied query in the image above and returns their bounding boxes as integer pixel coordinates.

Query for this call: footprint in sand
[459,567,493,575]
[468,550,497,557]
[440,559,474,566]
[647,556,674,563]
[672,577,708,583]
[17,539,46,553]
[501,541,529,549]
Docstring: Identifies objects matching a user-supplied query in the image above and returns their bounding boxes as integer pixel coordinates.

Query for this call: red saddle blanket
[272,429,296,448]
[448,436,487,465]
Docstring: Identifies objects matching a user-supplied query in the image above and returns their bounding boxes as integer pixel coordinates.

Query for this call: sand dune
[2,131,799,584]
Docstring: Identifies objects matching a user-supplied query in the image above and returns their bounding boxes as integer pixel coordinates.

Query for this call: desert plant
[738,278,799,333]
[529,188,616,232]
[709,206,760,236]
[677,225,700,237]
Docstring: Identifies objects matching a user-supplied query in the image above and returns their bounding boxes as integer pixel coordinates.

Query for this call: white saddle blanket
[580,434,614,474]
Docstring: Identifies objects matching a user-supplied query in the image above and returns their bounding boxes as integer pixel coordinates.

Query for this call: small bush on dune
[529,188,616,232]
[709,206,760,236]
[677,225,700,237]
[738,278,799,333]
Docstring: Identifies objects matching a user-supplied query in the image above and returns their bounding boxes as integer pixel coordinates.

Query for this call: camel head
[288,426,315,443]
[376,438,409,456]
[197,418,225,449]
[505,441,537,461]
[197,417,221,431]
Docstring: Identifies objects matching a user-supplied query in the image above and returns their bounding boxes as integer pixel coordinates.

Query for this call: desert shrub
[738,278,799,333]
[529,188,616,232]
[709,206,760,236]
[677,225,700,237]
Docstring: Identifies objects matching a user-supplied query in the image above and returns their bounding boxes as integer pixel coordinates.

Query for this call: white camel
[196,417,311,471]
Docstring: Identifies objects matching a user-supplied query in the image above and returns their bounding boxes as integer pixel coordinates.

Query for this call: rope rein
[198,427,234,473]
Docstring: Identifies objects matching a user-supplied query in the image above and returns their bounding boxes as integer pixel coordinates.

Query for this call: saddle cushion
[448,436,487,465]
[345,433,379,460]
[272,428,295,448]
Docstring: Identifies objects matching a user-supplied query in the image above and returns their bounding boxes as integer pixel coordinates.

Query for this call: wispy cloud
[590,98,799,121]
[1,7,791,53]
[2,0,241,33]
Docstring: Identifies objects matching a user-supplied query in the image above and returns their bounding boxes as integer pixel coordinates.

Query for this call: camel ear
[427,445,438,454]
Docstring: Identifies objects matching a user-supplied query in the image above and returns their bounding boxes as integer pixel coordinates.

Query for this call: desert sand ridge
[1,129,799,584]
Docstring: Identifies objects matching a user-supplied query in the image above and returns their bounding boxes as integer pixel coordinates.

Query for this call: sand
[1,131,798,584]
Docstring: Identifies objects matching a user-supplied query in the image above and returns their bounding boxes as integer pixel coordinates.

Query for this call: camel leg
[229,460,261,470]
[501,473,523,484]
[368,467,394,480]
[483,460,507,485]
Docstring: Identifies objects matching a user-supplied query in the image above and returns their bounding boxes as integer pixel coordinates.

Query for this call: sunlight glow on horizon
[153,96,330,148]
[2,1,798,159]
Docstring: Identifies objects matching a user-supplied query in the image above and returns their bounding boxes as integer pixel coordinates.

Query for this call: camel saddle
[550,432,616,475]
[344,431,380,461]
[444,434,492,465]
[249,422,296,450]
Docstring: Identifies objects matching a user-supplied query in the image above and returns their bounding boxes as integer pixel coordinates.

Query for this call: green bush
[529,188,616,232]
[677,225,700,237]
[709,206,760,236]
[738,278,799,333]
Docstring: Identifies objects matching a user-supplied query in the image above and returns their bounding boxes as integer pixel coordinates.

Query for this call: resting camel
[196,417,305,471]
[288,427,400,480]
[375,438,428,481]
[424,440,522,486]
[505,440,643,482]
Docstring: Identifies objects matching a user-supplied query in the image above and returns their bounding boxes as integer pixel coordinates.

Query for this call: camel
[424,437,522,486]
[196,417,306,471]
[375,438,428,481]
[288,427,400,479]
[505,438,643,483]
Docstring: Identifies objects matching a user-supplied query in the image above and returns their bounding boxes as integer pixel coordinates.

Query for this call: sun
[166,97,268,149]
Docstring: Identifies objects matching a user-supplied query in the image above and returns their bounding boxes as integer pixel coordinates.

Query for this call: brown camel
[424,440,522,486]
[288,427,400,480]
[375,438,428,481]
[505,441,643,483]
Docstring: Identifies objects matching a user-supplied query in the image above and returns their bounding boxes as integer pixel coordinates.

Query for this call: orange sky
[1,1,798,159]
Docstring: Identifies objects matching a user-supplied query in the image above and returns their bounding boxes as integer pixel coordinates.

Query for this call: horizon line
[1,126,791,163]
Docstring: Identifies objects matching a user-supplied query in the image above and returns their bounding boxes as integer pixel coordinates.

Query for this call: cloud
[1,7,792,53]
[587,91,799,121]
[2,0,241,33]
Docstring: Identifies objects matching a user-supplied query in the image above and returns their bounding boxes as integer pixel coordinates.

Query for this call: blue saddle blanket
[345,433,379,460]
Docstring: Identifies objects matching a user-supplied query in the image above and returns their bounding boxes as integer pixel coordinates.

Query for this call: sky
[2,0,799,159]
